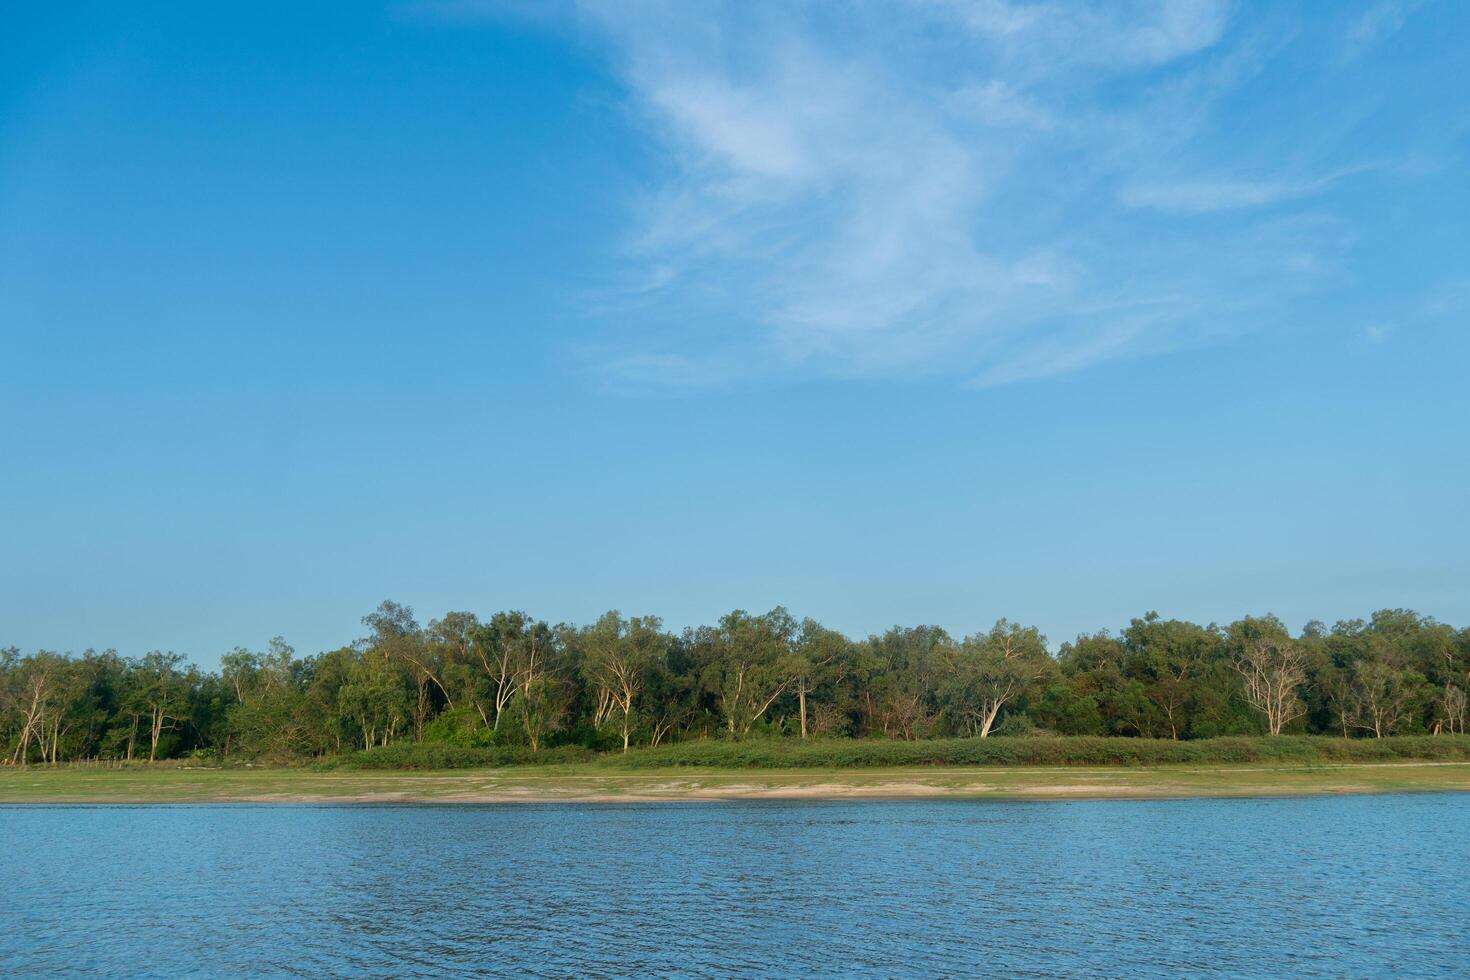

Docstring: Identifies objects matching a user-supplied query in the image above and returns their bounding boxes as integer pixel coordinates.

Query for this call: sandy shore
[3,760,1470,804]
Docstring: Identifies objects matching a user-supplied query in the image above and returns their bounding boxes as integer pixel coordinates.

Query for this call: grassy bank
[2,759,1469,804]
[315,735,1470,771]
[3,736,1470,804]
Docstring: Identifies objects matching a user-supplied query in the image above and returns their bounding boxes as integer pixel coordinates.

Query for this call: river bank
[3,759,1470,804]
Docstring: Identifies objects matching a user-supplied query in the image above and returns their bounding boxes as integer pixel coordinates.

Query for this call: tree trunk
[415,678,430,741]
[977,701,1001,738]
[149,707,164,762]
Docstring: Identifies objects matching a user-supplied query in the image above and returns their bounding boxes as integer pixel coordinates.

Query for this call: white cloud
[948,81,1054,129]
[425,0,1411,393]
[1120,177,1320,213]
[1359,322,1394,346]
[1344,0,1425,59]
[924,0,1230,70]
[1422,280,1470,319]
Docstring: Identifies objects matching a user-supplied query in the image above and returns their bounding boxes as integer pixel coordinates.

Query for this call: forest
[3,604,1468,765]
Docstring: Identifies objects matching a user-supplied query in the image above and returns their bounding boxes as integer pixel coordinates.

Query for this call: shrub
[420,707,500,748]
[320,742,597,771]
[306,734,1470,771]
[599,734,1470,769]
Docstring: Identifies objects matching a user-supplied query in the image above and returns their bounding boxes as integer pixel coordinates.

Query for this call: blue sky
[3,0,1468,664]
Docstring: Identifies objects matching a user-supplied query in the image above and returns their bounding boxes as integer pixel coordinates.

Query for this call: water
[2,794,1467,977]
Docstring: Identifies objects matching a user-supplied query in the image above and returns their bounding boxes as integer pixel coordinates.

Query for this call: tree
[1032,683,1104,736]
[861,626,948,740]
[222,639,314,761]
[135,652,191,762]
[703,609,800,739]
[337,651,414,750]
[1230,623,1307,736]
[304,647,358,755]
[8,652,66,765]
[363,602,442,741]
[512,620,566,752]
[426,610,482,713]
[9,601,1470,764]
[581,612,665,752]
[475,612,535,733]
[1346,658,1424,738]
[1438,684,1467,735]
[643,640,695,747]
[1123,613,1217,740]
[943,620,1054,738]
[1058,632,1137,737]
[791,620,849,739]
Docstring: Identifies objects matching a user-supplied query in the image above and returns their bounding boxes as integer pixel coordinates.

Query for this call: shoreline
[4,760,1470,805]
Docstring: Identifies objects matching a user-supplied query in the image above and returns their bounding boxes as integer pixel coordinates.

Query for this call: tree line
[3,604,1468,764]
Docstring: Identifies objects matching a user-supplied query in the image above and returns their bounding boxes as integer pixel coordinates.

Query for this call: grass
[312,734,1470,771]
[3,736,1470,804]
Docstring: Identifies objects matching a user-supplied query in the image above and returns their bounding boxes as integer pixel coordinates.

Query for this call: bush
[306,734,1470,771]
[600,734,1470,769]
[420,707,500,748]
[319,742,597,770]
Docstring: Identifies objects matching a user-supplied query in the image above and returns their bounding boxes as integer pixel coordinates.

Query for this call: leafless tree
[1346,660,1419,738]
[8,658,56,765]
[1436,684,1466,736]
[1232,638,1307,736]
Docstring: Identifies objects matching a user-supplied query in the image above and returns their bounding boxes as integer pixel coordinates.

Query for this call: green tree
[512,620,566,751]
[581,611,665,752]
[133,652,192,762]
[703,609,800,739]
[791,620,851,739]
[942,621,1055,738]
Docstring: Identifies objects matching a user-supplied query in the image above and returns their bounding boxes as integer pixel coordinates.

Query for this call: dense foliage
[326,735,1470,770]
[4,604,1468,764]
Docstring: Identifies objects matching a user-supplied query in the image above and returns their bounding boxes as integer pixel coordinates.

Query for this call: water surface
[3,794,1467,977]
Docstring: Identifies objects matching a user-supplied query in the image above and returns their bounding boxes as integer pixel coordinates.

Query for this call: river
[3,793,1466,976]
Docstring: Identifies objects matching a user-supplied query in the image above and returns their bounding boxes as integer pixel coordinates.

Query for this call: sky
[2,0,1468,665]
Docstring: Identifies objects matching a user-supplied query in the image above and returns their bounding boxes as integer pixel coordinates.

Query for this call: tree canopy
[4,605,1468,764]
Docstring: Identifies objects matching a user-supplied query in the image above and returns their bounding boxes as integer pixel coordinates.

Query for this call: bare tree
[8,655,58,766]
[1346,660,1421,738]
[582,613,664,753]
[1437,685,1467,735]
[474,613,532,733]
[1232,638,1307,736]
[1436,646,1467,736]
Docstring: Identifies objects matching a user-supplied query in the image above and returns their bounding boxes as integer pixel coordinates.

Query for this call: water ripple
[2,795,1468,977]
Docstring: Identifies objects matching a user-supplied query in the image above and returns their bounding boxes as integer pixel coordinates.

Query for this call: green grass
[3,758,1470,804]
[3,736,1470,804]
[318,734,1470,771]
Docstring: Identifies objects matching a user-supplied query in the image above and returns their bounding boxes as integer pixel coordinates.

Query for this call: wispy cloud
[1120,177,1320,214]
[423,0,1434,393]
[1118,163,1378,214]
[1422,279,1470,319]
[1343,0,1425,59]
[1358,322,1394,346]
